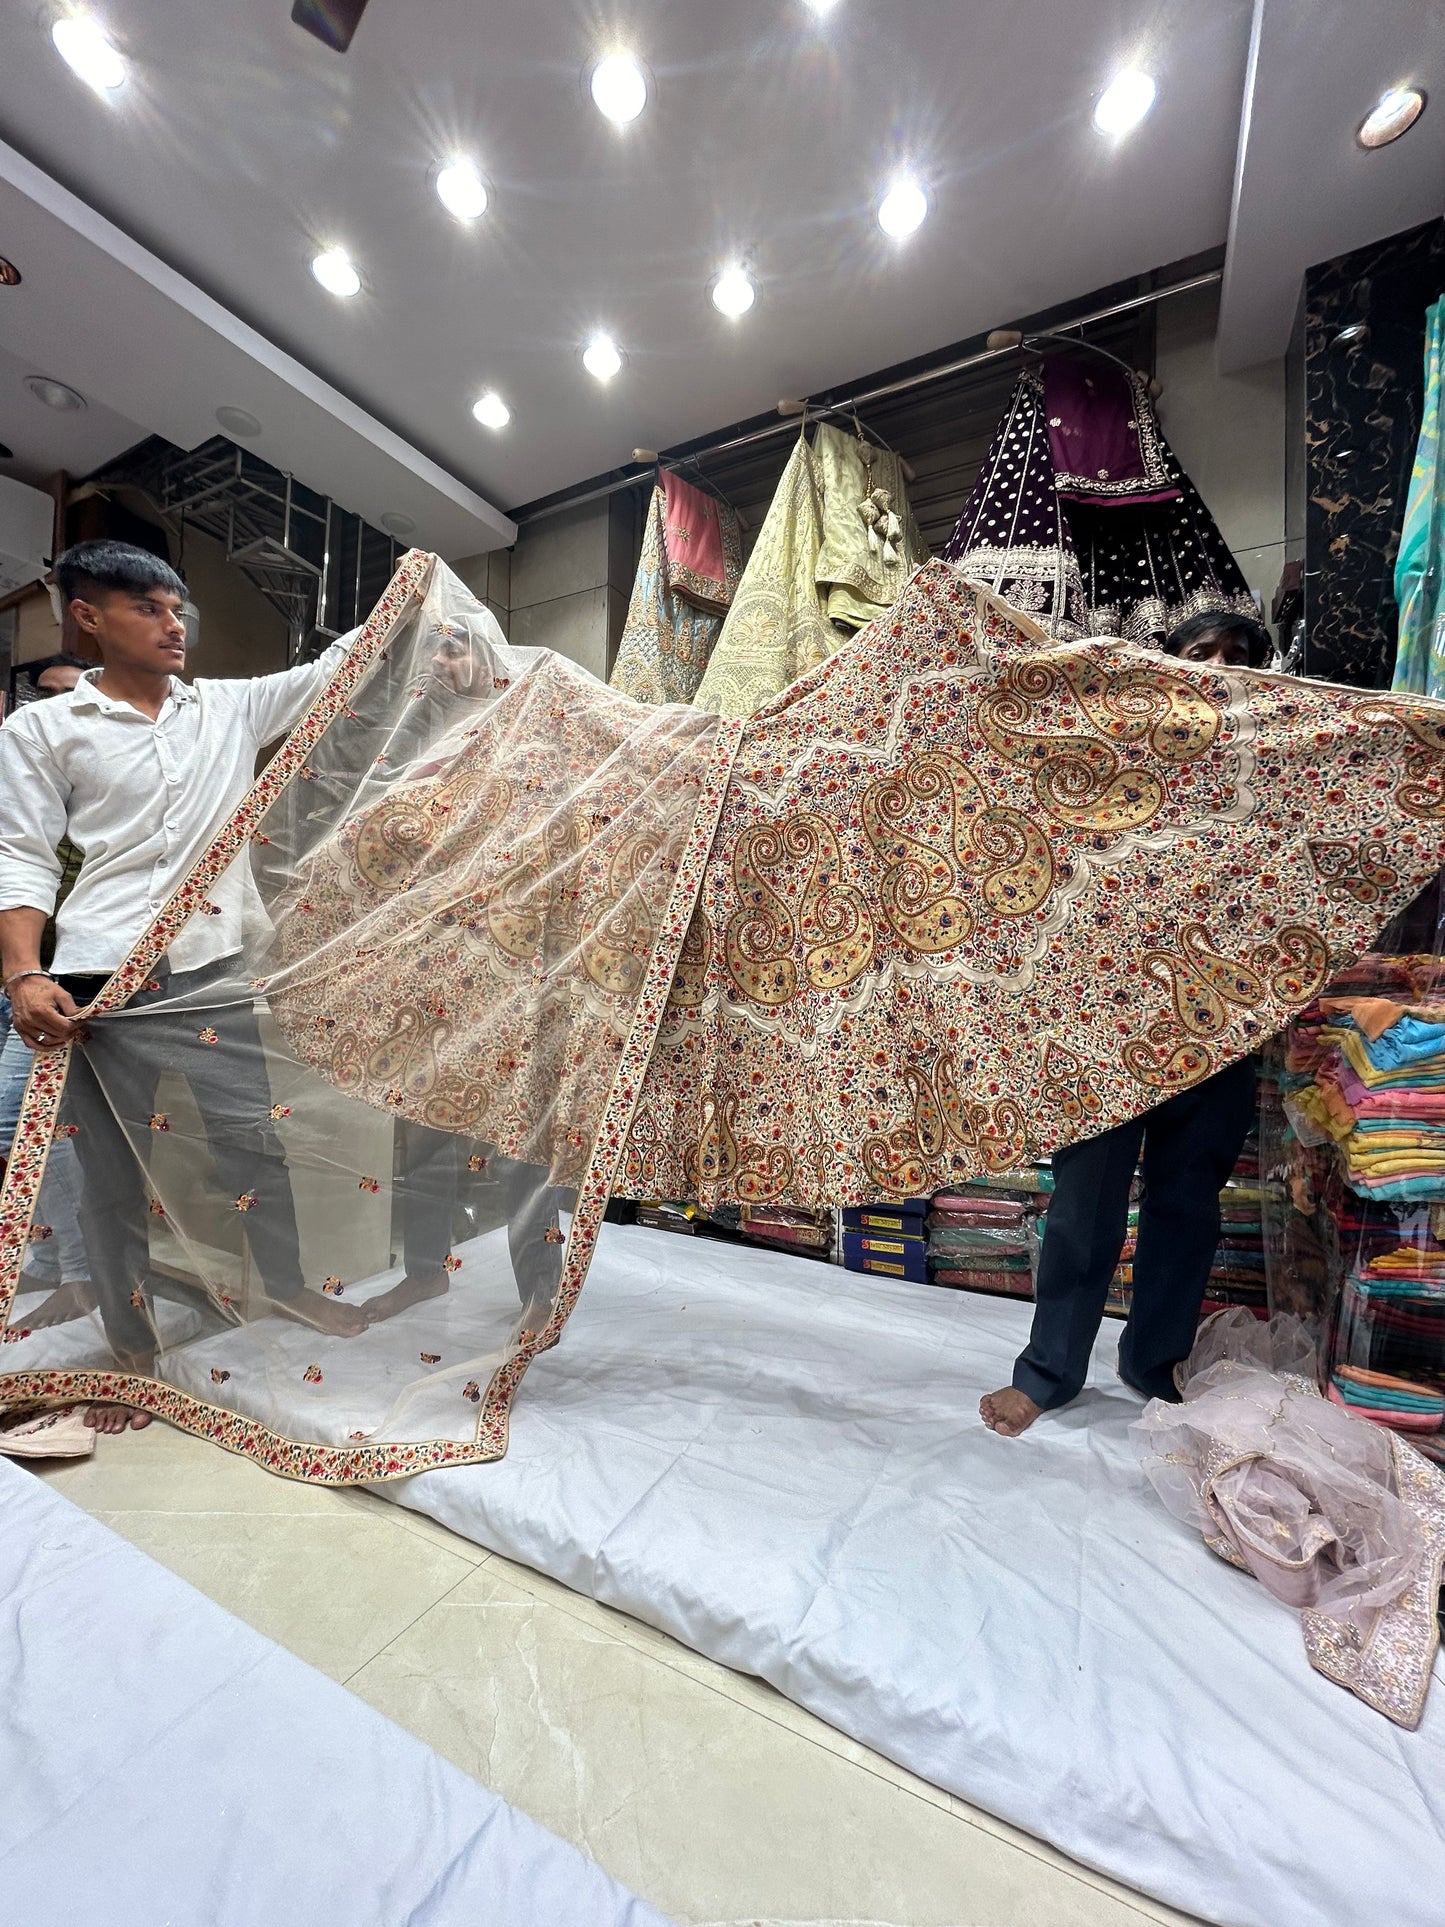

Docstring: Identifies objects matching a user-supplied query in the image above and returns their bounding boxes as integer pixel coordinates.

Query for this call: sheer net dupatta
[1134,1309,1445,1728]
[0,555,741,1481]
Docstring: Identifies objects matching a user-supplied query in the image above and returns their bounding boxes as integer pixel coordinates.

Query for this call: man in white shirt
[0,540,366,1429]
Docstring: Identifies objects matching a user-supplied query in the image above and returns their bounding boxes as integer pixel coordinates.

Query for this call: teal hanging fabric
[1393,297,1445,696]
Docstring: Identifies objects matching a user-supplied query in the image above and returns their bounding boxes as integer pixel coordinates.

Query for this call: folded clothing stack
[636,1199,700,1236]
[926,1175,1047,1298]
[1330,1249,1445,1456]
[842,1201,929,1281]
[1276,951,1445,1464]
[1202,1154,1269,1316]
[739,1203,835,1262]
[1103,1205,1139,1319]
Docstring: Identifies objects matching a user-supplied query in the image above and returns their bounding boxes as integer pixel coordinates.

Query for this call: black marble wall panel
[1304,218,1445,686]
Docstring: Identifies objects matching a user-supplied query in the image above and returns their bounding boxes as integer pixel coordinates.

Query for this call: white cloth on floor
[380,1223,1445,1927]
[0,1455,671,1927]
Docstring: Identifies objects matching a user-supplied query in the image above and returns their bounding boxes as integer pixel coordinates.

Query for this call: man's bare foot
[362,1270,449,1327]
[979,1386,1043,1436]
[22,1278,99,1329]
[84,1404,153,1433]
[274,1289,369,1338]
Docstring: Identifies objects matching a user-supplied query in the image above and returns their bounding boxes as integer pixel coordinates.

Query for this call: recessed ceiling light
[1093,70,1157,136]
[878,175,928,238]
[1357,86,1425,149]
[472,391,511,430]
[804,0,843,13]
[24,375,86,412]
[311,247,361,297]
[435,158,488,221]
[51,13,126,94]
[380,511,416,537]
[215,405,262,439]
[582,334,623,381]
[711,266,757,317]
[590,53,648,124]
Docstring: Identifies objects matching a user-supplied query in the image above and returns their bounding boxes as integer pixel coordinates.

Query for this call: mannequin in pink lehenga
[1133,1309,1445,1727]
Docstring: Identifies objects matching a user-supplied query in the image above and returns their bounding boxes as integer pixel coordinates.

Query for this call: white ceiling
[0,0,1440,545]
[0,336,146,479]
[1219,0,1445,369]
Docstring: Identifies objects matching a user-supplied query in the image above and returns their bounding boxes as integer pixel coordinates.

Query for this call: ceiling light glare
[51,13,126,93]
[582,334,623,381]
[25,375,87,412]
[435,158,488,221]
[591,53,648,124]
[311,247,361,297]
[803,0,843,14]
[878,175,928,237]
[711,266,756,317]
[1093,69,1157,136]
[472,391,511,430]
[1357,86,1425,149]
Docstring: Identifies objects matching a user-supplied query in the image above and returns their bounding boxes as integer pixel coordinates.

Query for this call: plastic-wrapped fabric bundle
[1266,922,1445,1462]
[9,555,1445,1477]
[1134,1308,1445,1727]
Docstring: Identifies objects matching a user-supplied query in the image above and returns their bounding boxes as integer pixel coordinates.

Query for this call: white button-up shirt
[0,639,356,975]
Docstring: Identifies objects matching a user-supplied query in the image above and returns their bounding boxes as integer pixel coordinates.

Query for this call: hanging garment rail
[510,268,1222,527]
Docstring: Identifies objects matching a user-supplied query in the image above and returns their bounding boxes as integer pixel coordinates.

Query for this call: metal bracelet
[2,969,54,995]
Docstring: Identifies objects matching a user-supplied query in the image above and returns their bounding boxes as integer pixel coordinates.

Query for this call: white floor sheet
[0,1455,670,1927]
[380,1223,1445,1927]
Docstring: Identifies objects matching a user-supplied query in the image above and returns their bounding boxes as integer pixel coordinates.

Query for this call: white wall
[1155,284,1288,633]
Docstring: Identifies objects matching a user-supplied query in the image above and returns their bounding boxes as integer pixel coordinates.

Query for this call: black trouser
[60,962,306,1361]
[1013,1055,1259,1409]
[397,1118,459,1279]
[397,1122,567,1312]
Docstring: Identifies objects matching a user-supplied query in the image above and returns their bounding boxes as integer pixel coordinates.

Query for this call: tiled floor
[33,1421,1202,1927]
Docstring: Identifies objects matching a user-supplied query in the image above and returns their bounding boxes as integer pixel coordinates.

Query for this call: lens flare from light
[311,248,361,297]
[435,158,489,221]
[582,335,623,381]
[711,266,757,317]
[591,54,648,123]
[878,176,928,237]
[51,14,126,93]
[472,391,511,429]
[1357,87,1425,149]
[1093,70,1157,136]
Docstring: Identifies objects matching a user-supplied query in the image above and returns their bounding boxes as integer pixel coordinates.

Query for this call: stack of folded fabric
[1202,1142,1270,1316]
[636,1198,702,1237]
[927,1172,1048,1298]
[1273,951,1445,1461]
[1104,1204,1139,1318]
[842,1201,930,1281]
[738,1203,835,1262]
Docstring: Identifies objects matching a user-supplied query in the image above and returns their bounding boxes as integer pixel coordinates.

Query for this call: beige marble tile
[35,1415,344,1517]
[88,1499,475,1681]
[337,1484,491,1565]
[348,1559,1183,1927]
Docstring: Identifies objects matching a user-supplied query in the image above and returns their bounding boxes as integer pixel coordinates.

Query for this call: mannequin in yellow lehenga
[693,422,927,718]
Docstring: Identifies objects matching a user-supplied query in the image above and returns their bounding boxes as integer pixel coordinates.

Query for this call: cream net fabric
[0,554,736,1478]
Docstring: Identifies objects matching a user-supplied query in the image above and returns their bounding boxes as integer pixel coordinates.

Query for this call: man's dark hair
[1165,609,1270,667]
[55,539,186,607]
[19,651,93,700]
